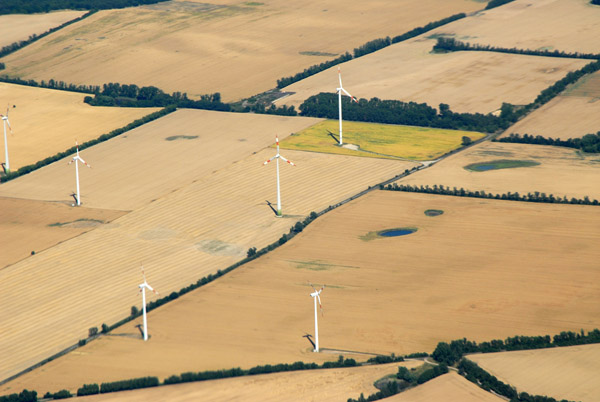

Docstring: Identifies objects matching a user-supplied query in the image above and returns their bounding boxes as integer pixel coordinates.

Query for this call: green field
[279,120,486,161]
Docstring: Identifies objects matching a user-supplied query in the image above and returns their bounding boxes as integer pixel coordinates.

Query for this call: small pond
[379,228,417,237]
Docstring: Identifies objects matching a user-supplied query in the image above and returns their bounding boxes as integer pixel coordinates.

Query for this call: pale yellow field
[387,372,504,402]
[279,38,588,114]
[503,96,600,140]
[4,191,598,393]
[0,83,159,170]
[0,147,416,382]
[435,0,600,54]
[0,197,124,269]
[0,11,85,48]
[0,0,484,101]
[469,344,600,402]
[398,141,600,200]
[0,109,323,210]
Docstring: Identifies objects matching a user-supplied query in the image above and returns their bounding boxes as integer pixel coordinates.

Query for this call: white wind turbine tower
[263,135,295,217]
[68,141,91,206]
[138,265,159,341]
[336,67,358,146]
[309,284,325,352]
[1,105,12,173]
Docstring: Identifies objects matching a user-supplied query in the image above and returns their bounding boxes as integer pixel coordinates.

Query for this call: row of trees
[0,0,166,14]
[0,75,98,94]
[496,132,600,153]
[0,390,37,402]
[276,13,466,89]
[432,329,600,366]
[433,37,600,60]
[485,0,515,9]
[383,183,600,206]
[299,94,507,133]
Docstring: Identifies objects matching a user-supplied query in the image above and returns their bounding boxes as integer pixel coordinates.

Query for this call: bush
[88,327,98,337]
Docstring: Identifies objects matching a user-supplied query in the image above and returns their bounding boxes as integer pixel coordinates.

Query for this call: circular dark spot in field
[425,209,443,217]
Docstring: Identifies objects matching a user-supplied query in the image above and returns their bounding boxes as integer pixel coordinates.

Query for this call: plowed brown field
[0,148,416,383]
[0,11,85,48]
[279,39,587,114]
[398,141,600,200]
[0,0,484,101]
[469,344,600,402]
[4,191,598,393]
[0,83,158,170]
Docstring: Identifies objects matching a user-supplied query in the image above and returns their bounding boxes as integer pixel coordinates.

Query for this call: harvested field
[0,11,85,48]
[503,96,600,140]
[4,191,598,393]
[0,83,158,170]
[0,197,125,269]
[280,120,486,161]
[397,141,600,200]
[0,149,416,383]
[387,372,504,402]
[469,344,600,402]
[279,39,588,114]
[566,70,600,99]
[0,109,323,210]
[431,0,600,54]
[0,0,484,101]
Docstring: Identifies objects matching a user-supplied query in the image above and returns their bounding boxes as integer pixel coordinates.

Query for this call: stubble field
[0,11,85,48]
[0,83,158,170]
[278,39,588,114]
[469,344,600,402]
[398,141,600,200]
[4,191,598,393]
[0,0,484,101]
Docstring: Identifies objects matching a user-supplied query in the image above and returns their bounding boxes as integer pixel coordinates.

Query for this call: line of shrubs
[275,13,466,89]
[0,75,98,95]
[459,359,574,402]
[432,329,600,366]
[0,106,175,182]
[485,0,516,9]
[495,132,600,153]
[383,183,600,206]
[76,377,158,396]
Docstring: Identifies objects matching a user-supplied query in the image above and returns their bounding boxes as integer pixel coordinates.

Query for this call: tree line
[0,0,167,14]
[0,390,37,402]
[433,37,600,60]
[276,13,466,89]
[495,132,600,153]
[432,329,600,366]
[485,0,515,9]
[0,75,98,94]
[383,182,600,206]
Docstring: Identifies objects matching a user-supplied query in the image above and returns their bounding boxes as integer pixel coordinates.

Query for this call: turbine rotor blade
[279,155,295,166]
[5,119,11,132]
[338,66,343,87]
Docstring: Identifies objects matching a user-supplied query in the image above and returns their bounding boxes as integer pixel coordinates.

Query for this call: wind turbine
[138,265,159,341]
[336,66,358,146]
[309,283,325,352]
[263,136,295,217]
[1,105,12,172]
[68,141,91,206]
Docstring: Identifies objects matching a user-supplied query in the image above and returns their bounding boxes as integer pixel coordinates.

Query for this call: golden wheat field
[469,344,600,402]
[0,83,159,170]
[0,109,323,210]
[387,372,504,402]
[5,191,598,394]
[0,11,85,48]
[278,38,588,114]
[0,197,124,269]
[398,141,600,200]
[0,0,484,102]
[0,146,416,383]
[434,0,600,54]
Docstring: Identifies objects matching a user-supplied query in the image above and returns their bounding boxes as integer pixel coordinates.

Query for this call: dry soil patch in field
[0,109,322,210]
[0,0,484,101]
[469,344,600,402]
[0,11,85,48]
[398,141,600,200]
[0,83,159,170]
[387,371,504,402]
[4,191,598,392]
[279,38,587,114]
[0,150,416,383]
[0,197,125,269]
[431,0,600,54]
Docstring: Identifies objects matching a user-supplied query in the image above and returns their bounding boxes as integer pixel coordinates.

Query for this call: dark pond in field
[379,228,417,237]
[424,209,443,217]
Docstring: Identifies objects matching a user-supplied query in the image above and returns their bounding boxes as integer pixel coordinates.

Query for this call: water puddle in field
[379,228,417,237]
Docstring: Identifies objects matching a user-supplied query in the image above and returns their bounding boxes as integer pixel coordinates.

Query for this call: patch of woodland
[495,132,600,153]
[0,0,167,15]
